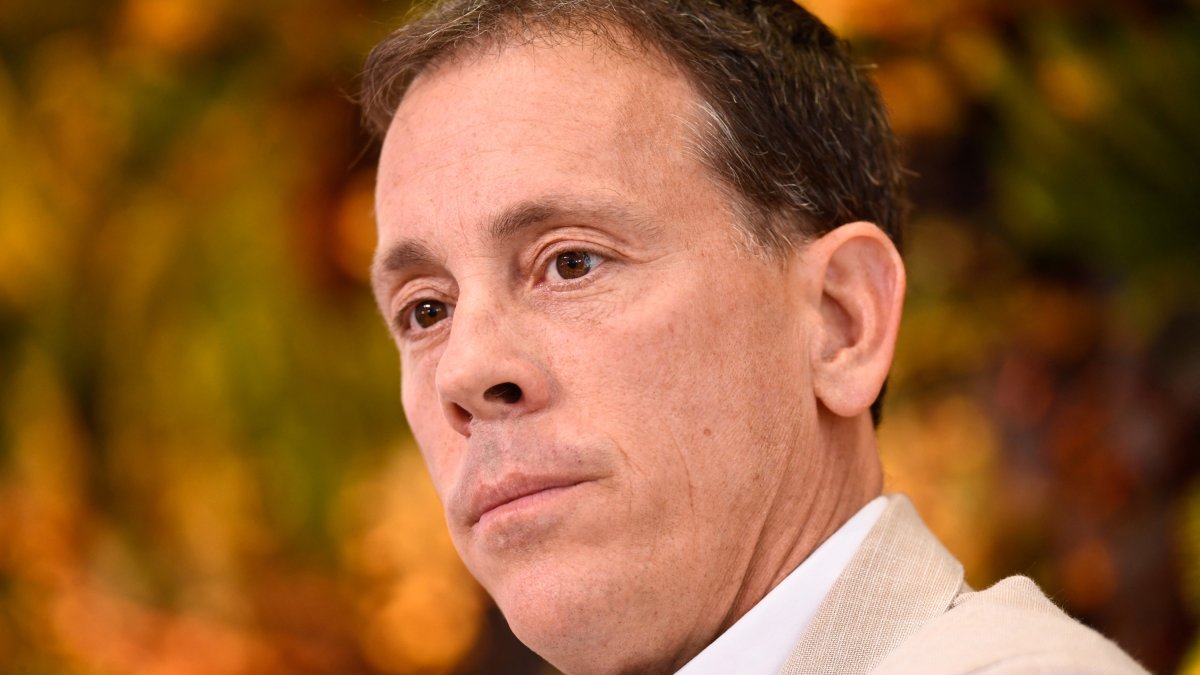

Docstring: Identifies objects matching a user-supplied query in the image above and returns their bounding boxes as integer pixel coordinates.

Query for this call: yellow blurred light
[4,349,89,585]
[363,569,485,674]
[1037,55,1112,122]
[334,172,379,285]
[880,395,1000,581]
[941,28,1009,97]
[160,447,270,578]
[802,0,963,38]
[46,575,274,675]
[119,0,223,55]
[338,445,487,673]
[28,32,133,199]
[0,184,60,311]
[48,577,152,674]
[146,614,275,675]
[93,190,185,332]
[892,302,993,384]
[1181,636,1200,675]
[341,450,465,581]
[874,58,964,137]
[0,66,59,310]
[1179,483,1200,611]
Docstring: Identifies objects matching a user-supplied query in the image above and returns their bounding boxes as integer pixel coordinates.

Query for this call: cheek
[566,268,802,472]
[400,356,457,495]
[596,279,774,395]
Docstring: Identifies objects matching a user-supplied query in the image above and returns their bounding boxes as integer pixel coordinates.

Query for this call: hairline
[377,16,810,260]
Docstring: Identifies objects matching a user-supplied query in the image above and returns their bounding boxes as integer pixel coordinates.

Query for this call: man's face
[373,38,822,672]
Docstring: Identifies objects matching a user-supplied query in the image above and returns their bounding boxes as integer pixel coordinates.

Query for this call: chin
[508,619,667,675]
[491,563,610,666]
[483,559,685,675]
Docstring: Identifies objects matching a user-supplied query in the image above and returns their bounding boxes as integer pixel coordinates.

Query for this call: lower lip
[476,482,586,529]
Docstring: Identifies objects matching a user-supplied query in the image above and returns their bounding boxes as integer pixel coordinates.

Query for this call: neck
[718,411,882,639]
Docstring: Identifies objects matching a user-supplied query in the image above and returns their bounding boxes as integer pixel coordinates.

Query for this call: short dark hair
[360,0,905,423]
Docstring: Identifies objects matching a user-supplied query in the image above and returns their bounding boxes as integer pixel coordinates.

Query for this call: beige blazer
[779,495,1149,674]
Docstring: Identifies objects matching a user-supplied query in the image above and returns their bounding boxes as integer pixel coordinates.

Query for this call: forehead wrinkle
[372,194,658,293]
[486,194,662,246]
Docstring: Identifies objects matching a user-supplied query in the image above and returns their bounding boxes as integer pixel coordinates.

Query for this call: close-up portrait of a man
[4,0,1199,673]
[360,1,1149,673]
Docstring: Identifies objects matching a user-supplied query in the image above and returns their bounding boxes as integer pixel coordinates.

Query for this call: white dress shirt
[675,496,888,675]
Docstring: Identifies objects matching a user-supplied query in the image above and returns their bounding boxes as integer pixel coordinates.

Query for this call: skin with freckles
[371,35,903,675]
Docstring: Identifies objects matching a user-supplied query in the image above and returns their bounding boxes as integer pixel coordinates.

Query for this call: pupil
[414,301,444,328]
[556,251,591,279]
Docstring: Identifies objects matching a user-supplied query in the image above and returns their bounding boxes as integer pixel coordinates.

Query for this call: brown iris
[413,300,450,328]
[555,251,593,279]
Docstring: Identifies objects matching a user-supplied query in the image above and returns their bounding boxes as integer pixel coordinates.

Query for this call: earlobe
[806,222,906,419]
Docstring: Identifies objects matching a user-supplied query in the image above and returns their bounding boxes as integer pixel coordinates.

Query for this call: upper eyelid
[390,283,452,329]
[535,241,611,274]
[392,298,454,340]
[390,269,456,305]
[528,224,617,257]
[542,247,606,280]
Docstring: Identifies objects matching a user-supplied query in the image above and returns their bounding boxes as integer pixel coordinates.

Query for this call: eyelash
[538,245,607,286]
[392,244,610,337]
[391,291,447,336]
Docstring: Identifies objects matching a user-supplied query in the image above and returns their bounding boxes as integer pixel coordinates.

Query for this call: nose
[434,298,551,437]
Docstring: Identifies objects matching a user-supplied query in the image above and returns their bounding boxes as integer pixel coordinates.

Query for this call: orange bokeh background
[1,1,1197,673]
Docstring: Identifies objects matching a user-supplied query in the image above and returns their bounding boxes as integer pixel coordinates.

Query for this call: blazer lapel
[777,494,965,675]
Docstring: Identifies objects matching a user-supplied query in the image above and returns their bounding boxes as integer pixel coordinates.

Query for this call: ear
[804,221,906,419]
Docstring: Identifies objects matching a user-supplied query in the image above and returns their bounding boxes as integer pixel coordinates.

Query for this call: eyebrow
[375,239,439,277]
[371,195,656,287]
[489,200,561,243]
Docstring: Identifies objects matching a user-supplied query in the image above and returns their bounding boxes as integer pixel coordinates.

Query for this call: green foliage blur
[0,0,1197,673]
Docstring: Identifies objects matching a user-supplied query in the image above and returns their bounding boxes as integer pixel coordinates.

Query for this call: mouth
[467,474,591,528]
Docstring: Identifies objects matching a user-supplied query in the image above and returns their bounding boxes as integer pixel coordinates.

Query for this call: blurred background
[0,0,1197,673]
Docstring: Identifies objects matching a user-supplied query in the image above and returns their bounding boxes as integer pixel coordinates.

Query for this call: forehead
[372,36,711,252]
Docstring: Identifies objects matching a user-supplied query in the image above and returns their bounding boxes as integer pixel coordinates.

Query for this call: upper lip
[463,472,589,526]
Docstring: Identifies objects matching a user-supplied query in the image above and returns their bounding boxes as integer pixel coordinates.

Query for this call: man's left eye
[548,250,602,281]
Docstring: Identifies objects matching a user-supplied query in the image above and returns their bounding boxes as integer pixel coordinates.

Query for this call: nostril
[483,382,523,404]
[451,402,472,426]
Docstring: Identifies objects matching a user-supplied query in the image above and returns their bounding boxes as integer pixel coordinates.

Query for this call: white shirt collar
[675,496,888,675]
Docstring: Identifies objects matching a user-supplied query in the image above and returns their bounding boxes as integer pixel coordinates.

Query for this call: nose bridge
[435,289,547,432]
[436,291,504,392]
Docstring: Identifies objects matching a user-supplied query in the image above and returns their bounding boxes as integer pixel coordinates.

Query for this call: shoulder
[872,575,1149,675]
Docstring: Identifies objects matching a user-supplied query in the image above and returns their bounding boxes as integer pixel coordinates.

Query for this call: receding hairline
[362,8,667,136]
[376,23,781,258]
[378,14,703,136]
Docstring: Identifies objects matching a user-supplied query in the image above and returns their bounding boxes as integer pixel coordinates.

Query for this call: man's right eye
[408,299,453,331]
